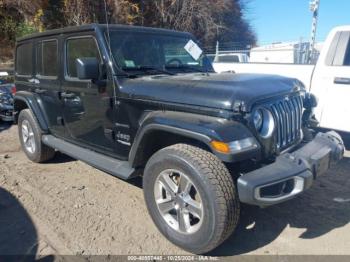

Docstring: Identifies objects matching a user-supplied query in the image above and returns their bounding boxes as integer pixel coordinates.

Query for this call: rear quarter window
[16,42,33,76]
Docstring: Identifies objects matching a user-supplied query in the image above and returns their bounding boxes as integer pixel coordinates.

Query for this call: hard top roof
[17,23,192,42]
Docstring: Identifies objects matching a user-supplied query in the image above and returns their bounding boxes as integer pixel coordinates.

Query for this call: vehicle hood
[119,73,302,112]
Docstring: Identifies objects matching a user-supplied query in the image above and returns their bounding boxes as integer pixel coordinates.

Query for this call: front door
[313,31,350,132]
[61,35,115,153]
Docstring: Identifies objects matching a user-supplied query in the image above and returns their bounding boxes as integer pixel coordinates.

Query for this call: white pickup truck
[213,26,350,134]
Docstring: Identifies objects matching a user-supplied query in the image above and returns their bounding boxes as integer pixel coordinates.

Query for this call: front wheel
[143,144,240,254]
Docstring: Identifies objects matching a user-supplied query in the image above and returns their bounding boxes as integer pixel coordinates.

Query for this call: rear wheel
[143,144,240,254]
[18,109,55,163]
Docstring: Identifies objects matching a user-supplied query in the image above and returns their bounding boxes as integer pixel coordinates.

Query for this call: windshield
[108,31,214,75]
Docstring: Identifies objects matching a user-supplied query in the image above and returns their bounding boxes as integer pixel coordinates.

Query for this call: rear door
[313,31,350,132]
[34,38,65,137]
[61,34,115,153]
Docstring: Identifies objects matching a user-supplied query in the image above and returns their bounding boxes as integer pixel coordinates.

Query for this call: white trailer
[249,42,313,64]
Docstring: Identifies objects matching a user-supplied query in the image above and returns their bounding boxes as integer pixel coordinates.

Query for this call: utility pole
[308,0,320,64]
[214,26,220,63]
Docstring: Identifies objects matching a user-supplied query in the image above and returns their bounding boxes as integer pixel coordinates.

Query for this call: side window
[16,42,33,76]
[37,40,58,77]
[333,31,350,66]
[66,37,100,78]
[343,40,350,66]
[325,32,341,66]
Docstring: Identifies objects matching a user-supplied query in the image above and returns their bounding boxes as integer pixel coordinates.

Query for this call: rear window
[37,40,58,77]
[16,42,33,76]
[218,55,240,63]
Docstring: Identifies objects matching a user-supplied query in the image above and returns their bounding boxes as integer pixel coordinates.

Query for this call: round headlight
[253,110,263,132]
[253,108,275,138]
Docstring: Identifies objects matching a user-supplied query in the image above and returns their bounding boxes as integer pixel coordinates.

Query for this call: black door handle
[334,77,350,85]
[61,92,75,99]
[34,88,46,94]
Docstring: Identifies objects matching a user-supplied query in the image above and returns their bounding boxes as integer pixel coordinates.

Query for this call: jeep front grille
[270,95,303,150]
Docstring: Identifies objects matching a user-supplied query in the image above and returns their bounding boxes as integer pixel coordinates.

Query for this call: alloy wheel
[21,119,36,154]
[154,169,204,234]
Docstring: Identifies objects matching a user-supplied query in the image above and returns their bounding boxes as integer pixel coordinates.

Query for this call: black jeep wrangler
[14,24,344,254]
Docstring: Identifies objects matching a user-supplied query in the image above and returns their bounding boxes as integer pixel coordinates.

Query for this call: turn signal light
[210,141,230,154]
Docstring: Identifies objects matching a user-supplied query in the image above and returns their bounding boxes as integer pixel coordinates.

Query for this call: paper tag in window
[125,60,136,68]
[184,40,203,61]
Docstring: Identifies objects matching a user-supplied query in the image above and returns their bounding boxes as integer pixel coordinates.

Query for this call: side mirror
[76,57,99,80]
[304,93,318,109]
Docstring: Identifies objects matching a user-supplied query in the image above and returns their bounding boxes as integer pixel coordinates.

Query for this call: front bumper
[237,131,344,206]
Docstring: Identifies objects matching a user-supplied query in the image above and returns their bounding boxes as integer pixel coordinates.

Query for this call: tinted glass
[343,39,350,66]
[219,55,240,63]
[325,32,341,66]
[66,37,100,78]
[109,31,213,74]
[16,42,33,75]
[37,40,58,76]
[163,39,199,65]
[333,32,350,66]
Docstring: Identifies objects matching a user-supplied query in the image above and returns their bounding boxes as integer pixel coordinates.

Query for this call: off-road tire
[143,144,240,254]
[18,109,55,163]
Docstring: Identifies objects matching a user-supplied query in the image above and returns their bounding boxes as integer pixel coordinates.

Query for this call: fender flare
[14,91,49,132]
[129,111,260,166]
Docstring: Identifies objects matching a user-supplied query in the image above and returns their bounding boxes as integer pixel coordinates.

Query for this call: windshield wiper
[165,64,208,73]
[122,66,175,76]
[115,71,139,78]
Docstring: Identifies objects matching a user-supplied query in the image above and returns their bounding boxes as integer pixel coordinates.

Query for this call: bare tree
[143,0,245,46]
[109,0,140,24]
[62,0,92,26]
[0,0,256,54]
[1,0,43,22]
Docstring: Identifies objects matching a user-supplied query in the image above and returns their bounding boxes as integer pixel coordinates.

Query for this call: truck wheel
[143,144,240,254]
[18,109,55,163]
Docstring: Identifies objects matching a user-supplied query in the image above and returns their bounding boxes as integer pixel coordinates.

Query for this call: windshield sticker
[184,40,203,61]
[124,60,136,68]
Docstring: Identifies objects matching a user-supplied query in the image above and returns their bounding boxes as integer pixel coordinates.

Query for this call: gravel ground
[0,122,350,258]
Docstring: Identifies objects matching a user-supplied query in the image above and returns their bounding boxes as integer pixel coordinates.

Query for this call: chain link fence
[204,41,321,65]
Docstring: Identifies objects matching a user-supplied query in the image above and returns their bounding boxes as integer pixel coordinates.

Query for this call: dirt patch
[1,123,350,256]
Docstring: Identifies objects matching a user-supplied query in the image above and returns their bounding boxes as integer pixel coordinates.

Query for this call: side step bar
[42,135,135,180]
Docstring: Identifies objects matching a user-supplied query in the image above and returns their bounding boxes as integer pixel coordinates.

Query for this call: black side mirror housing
[76,57,99,80]
[304,93,318,109]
